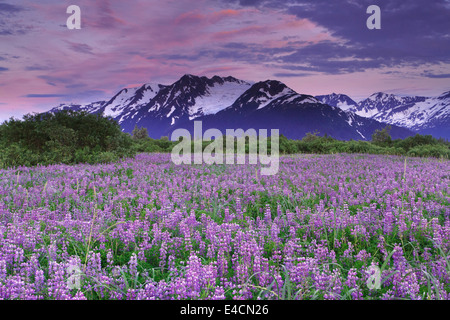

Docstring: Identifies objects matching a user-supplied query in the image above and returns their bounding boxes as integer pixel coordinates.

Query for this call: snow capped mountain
[47,74,415,140]
[400,91,450,138]
[384,91,450,130]
[315,93,358,112]
[355,92,428,119]
[102,83,166,124]
[121,74,253,134]
[50,75,252,135]
[49,101,107,114]
[49,83,166,123]
[222,80,324,117]
[246,80,299,110]
[103,83,164,117]
[171,80,413,141]
[325,90,450,139]
[184,75,253,118]
[222,80,302,114]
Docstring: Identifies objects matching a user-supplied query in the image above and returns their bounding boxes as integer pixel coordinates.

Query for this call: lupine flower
[0,153,447,300]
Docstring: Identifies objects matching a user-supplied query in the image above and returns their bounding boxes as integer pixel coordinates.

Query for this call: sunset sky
[1,0,449,121]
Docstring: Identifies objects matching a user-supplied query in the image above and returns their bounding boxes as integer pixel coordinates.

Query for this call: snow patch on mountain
[256,87,296,109]
[315,93,358,112]
[188,80,252,119]
[103,88,139,118]
[50,101,106,113]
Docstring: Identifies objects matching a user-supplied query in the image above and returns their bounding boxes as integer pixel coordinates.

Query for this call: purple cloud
[423,72,450,79]
[0,2,31,35]
[24,94,67,98]
[224,0,450,73]
[0,3,24,14]
[65,42,95,55]
[25,65,52,71]
[273,72,312,77]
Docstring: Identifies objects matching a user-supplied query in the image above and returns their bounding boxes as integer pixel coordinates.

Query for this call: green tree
[371,125,392,146]
[302,131,321,142]
[131,125,149,140]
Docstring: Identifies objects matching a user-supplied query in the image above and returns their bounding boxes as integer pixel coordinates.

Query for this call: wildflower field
[0,153,449,300]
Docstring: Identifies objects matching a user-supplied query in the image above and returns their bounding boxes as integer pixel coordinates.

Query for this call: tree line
[0,111,448,169]
[132,124,450,159]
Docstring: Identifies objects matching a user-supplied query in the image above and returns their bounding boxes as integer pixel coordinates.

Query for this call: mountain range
[49,74,449,140]
[316,91,450,139]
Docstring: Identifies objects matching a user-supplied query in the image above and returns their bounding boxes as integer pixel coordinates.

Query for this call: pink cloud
[210,9,246,22]
[174,11,205,25]
[212,25,268,41]
[174,8,248,26]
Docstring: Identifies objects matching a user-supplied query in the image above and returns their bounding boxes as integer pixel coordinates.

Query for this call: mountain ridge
[316,90,450,139]
[48,74,439,140]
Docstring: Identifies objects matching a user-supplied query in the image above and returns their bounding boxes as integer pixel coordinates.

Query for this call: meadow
[0,153,448,300]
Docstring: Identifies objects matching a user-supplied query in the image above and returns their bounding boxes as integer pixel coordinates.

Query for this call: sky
[0,0,449,121]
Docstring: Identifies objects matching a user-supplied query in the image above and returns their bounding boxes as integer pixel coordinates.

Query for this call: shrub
[0,143,40,168]
[0,110,135,168]
[407,145,450,158]
[95,151,119,164]
[393,134,437,152]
